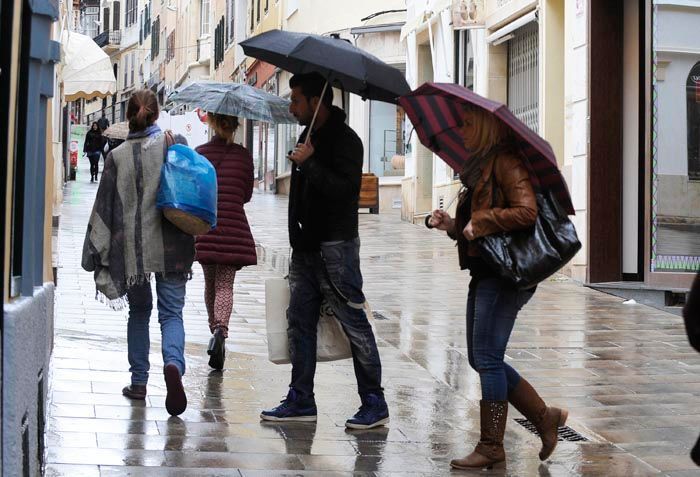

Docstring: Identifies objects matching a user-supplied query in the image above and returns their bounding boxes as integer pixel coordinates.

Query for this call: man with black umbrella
[260,72,389,430]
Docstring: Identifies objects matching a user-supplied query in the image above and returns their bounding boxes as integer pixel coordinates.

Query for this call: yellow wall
[246,0,282,70]
[541,0,565,166]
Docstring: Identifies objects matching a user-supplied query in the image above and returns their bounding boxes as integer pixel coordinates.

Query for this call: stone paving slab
[45,162,700,475]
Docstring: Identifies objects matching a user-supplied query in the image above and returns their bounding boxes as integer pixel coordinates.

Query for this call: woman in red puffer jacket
[195,112,257,370]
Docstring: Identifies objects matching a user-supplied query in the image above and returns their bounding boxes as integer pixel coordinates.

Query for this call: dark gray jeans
[287,238,384,401]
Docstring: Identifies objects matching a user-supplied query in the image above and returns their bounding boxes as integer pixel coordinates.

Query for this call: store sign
[452,0,485,30]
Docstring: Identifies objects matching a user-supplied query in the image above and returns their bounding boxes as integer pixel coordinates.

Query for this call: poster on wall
[452,0,486,29]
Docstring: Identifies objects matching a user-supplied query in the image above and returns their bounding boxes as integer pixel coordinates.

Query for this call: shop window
[369,101,406,178]
[200,0,210,36]
[278,120,301,176]
[651,6,700,273]
[453,29,474,90]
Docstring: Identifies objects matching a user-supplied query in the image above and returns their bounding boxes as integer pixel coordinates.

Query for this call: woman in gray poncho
[82,89,194,416]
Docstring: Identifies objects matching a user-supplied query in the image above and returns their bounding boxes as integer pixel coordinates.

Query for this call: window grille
[507,22,539,133]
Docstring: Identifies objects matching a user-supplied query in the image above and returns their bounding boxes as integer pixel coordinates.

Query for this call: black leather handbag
[476,182,581,290]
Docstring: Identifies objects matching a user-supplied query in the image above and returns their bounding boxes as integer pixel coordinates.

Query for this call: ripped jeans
[287,238,384,401]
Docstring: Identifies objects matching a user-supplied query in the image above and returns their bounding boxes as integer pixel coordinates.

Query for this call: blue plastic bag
[157,144,217,228]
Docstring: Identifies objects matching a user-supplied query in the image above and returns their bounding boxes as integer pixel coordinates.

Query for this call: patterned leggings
[201,264,237,338]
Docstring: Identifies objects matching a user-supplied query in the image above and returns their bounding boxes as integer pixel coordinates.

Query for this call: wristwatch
[424,215,435,229]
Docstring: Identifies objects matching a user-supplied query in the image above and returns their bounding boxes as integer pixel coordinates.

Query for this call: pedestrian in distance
[194,112,257,370]
[82,89,194,417]
[84,122,104,183]
[683,272,700,466]
[97,113,110,132]
[260,72,389,430]
[427,103,568,469]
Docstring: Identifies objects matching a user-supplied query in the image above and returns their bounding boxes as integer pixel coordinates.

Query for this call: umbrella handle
[304,80,329,146]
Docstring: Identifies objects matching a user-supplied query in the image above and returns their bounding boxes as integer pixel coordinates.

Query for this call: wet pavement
[46,162,700,476]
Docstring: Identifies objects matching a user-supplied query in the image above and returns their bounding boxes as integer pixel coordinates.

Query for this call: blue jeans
[288,238,383,401]
[126,275,187,385]
[466,278,535,400]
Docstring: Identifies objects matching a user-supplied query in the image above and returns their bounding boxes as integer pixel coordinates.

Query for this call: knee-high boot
[450,400,508,469]
[508,377,568,461]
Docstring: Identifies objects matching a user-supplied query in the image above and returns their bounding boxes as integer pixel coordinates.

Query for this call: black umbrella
[240,29,410,105]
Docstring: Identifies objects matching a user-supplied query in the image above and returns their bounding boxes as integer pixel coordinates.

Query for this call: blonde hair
[207,113,239,144]
[462,104,511,157]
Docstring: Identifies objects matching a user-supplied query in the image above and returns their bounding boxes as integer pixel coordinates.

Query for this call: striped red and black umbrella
[399,82,575,215]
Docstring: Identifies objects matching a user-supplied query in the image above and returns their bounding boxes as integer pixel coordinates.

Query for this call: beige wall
[283,0,405,35]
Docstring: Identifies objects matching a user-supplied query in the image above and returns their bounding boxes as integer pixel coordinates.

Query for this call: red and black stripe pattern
[399,82,575,215]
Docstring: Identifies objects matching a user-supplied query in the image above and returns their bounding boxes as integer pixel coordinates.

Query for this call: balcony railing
[94,30,121,48]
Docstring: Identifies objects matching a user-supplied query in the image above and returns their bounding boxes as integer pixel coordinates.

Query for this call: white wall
[564,0,589,282]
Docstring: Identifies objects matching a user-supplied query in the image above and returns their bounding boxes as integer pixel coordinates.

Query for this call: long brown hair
[126,90,159,132]
[207,113,239,144]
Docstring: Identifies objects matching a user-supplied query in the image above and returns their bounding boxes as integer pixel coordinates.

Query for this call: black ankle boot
[207,328,226,370]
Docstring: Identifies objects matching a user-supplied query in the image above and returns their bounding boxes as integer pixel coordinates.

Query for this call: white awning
[486,9,538,44]
[400,0,452,41]
[61,30,117,102]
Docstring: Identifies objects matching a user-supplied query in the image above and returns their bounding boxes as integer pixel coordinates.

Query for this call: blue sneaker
[260,388,318,422]
[345,393,389,429]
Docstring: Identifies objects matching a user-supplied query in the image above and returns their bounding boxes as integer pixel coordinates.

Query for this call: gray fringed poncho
[82,127,194,308]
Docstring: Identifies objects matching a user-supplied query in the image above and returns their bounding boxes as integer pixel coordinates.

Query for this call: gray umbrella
[166,81,297,124]
[102,121,129,140]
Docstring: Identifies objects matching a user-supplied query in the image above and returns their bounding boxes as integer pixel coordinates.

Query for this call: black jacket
[289,106,363,251]
[84,129,104,154]
[684,272,700,353]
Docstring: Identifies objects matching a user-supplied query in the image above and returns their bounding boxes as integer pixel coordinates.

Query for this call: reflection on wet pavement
[46,164,699,476]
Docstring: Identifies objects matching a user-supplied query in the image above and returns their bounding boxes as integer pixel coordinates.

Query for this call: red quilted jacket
[194,136,257,267]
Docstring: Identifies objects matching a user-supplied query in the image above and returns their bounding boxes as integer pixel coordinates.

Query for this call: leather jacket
[450,150,538,269]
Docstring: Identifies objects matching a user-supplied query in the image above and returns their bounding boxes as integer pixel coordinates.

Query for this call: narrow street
[45,160,700,476]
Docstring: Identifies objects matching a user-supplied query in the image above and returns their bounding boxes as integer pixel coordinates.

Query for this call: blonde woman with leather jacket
[428,104,568,469]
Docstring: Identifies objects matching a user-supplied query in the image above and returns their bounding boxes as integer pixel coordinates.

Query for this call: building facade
[274,0,407,207]
[1,0,61,473]
[400,0,697,294]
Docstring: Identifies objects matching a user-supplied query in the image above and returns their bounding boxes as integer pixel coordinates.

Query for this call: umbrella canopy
[240,30,410,104]
[399,82,575,215]
[166,82,297,124]
[103,121,129,140]
[61,30,116,102]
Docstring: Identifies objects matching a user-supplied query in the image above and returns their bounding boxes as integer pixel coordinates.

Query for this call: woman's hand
[429,209,454,232]
[463,221,476,240]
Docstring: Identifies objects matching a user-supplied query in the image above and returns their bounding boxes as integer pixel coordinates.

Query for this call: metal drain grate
[514,418,589,442]
[372,311,390,320]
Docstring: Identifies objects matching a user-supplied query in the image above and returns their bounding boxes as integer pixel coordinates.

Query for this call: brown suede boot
[450,400,508,470]
[508,377,568,461]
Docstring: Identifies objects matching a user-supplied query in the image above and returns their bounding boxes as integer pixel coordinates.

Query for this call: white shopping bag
[265,277,353,364]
